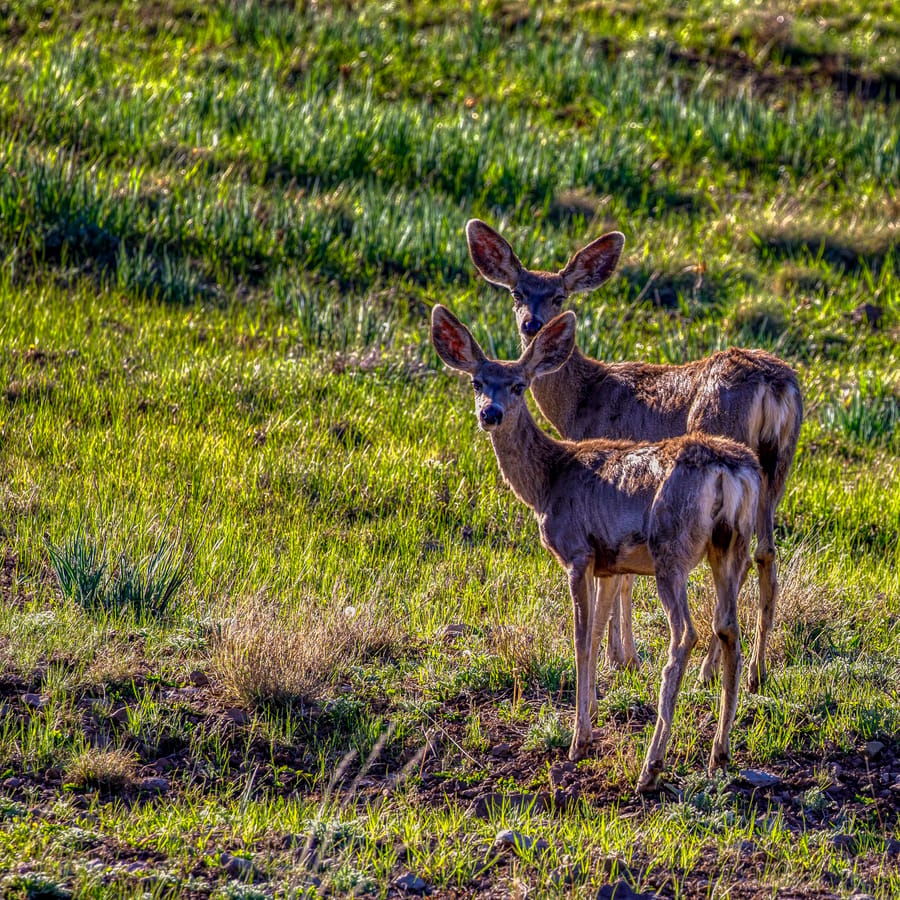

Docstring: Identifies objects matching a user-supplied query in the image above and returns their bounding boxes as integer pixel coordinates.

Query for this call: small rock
[738,769,781,789]
[884,839,900,858]
[490,742,511,757]
[3,777,22,789]
[829,834,857,854]
[225,708,250,725]
[220,851,266,883]
[189,669,210,687]
[493,829,550,859]
[150,756,179,774]
[550,861,585,885]
[438,623,471,642]
[596,880,654,900]
[109,705,130,725]
[738,840,757,855]
[21,693,49,710]
[138,777,170,794]
[394,871,429,894]
[598,855,633,881]
[851,302,883,330]
[553,785,582,811]
[864,740,884,759]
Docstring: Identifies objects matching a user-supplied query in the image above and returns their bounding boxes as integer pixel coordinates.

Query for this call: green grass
[0,1,898,897]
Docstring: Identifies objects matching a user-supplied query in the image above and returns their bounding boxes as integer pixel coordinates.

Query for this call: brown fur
[432,304,760,792]
[467,220,803,690]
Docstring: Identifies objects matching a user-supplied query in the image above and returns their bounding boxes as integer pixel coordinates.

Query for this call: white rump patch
[751,383,800,446]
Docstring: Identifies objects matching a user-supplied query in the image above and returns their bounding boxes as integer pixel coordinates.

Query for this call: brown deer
[431,305,760,791]
[466,220,802,692]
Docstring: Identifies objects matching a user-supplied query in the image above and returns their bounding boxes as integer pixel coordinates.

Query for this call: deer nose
[521,316,543,337]
[480,405,503,427]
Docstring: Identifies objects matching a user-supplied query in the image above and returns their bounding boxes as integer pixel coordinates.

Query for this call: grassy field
[0,1,899,897]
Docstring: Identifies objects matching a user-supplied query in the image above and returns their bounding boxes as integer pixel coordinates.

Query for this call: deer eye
[511,383,525,395]
[471,379,482,393]
[552,295,565,306]
[511,291,524,308]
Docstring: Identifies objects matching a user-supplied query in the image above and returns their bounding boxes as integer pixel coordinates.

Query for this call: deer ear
[560,231,624,294]
[522,311,576,380]
[466,219,523,289]
[431,305,486,375]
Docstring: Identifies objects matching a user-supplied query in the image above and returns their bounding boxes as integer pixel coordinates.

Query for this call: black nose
[521,317,543,337]
[480,405,503,427]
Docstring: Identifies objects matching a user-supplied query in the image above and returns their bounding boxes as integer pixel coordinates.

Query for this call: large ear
[521,311,576,380]
[560,231,625,294]
[466,219,523,289]
[431,305,487,375]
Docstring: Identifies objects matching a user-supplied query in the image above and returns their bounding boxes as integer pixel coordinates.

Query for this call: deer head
[466,219,625,344]
[431,305,577,431]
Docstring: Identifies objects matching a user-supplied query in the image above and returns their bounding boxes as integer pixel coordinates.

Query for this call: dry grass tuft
[213,593,404,707]
[488,619,568,683]
[83,643,146,691]
[66,747,138,791]
[691,546,837,668]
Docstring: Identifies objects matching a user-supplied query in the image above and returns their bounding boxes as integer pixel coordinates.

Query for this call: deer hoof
[606,652,640,672]
[636,761,663,794]
[698,661,718,687]
[568,735,593,762]
[708,749,731,776]
[747,664,766,694]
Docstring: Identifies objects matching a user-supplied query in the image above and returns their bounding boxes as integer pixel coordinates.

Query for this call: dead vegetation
[65,747,138,791]
[213,592,405,708]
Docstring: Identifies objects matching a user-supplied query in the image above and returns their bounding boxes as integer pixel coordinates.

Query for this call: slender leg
[698,634,721,686]
[707,541,749,775]
[606,574,640,670]
[606,585,625,667]
[568,558,596,761]
[637,569,697,793]
[619,575,640,669]
[749,488,777,693]
[588,576,621,716]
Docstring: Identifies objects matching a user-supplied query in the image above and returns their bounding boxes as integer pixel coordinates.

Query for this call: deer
[431,305,760,791]
[466,219,802,693]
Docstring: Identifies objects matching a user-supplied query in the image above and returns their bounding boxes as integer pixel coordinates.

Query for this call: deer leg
[605,585,625,667]
[568,558,596,761]
[749,489,777,693]
[606,574,640,670]
[707,539,749,775]
[588,576,621,717]
[637,569,697,793]
[698,634,721,687]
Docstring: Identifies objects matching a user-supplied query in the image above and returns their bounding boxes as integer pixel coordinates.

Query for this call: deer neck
[528,345,605,437]
[488,403,562,513]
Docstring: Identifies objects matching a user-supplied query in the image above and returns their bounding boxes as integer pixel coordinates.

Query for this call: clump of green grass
[109,539,187,621]
[1,874,72,900]
[213,593,404,708]
[45,530,107,610]
[522,702,571,752]
[819,374,900,447]
[46,530,187,620]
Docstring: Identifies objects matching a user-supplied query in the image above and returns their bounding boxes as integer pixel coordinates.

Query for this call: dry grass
[65,747,138,791]
[82,642,146,692]
[487,619,568,685]
[213,593,405,708]
[689,546,838,670]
